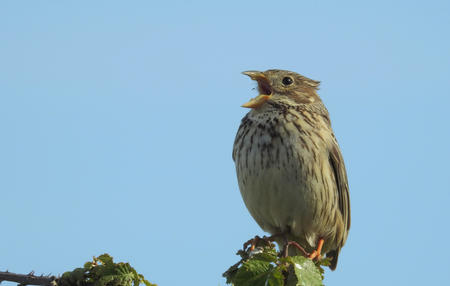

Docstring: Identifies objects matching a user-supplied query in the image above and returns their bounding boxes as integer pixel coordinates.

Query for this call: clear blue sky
[1,1,449,285]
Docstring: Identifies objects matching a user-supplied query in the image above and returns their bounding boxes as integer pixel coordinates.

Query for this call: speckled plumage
[233,69,350,270]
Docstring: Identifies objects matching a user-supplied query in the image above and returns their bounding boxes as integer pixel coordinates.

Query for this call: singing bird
[232,69,350,270]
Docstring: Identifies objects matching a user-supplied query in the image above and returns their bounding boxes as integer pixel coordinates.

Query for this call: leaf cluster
[223,243,329,286]
[58,254,155,286]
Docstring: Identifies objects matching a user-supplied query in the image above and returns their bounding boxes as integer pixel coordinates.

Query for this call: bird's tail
[326,249,340,271]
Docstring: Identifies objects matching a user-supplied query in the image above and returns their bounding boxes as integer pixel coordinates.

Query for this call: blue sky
[1,1,449,285]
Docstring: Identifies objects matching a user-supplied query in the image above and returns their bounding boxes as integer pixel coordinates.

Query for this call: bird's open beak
[241,71,273,108]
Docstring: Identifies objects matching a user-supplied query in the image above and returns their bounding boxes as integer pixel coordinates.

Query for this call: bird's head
[241,69,321,108]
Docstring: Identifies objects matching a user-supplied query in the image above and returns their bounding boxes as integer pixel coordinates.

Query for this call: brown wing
[329,141,351,237]
[327,141,351,270]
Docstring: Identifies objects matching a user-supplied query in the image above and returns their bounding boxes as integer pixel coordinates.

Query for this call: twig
[0,271,56,286]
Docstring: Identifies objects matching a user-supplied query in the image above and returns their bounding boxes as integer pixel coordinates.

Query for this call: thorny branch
[0,271,56,286]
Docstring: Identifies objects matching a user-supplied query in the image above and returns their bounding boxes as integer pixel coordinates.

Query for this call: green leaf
[57,253,156,286]
[266,267,284,286]
[252,248,278,263]
[289,256,324,286]
[225,240,327,286]
[233,260,271,286]
[97,254,114,265]
[233,260,283,286]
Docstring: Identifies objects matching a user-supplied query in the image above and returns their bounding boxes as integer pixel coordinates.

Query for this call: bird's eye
[282,77,293,86]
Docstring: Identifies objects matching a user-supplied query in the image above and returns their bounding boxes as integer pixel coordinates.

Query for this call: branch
[0,254,155,286]
[0,271,56,286]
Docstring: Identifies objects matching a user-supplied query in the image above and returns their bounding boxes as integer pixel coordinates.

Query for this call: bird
[232,69,350,270]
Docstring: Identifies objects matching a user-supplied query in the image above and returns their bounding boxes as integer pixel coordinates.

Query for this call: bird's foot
[308,238,324,261]
[243,235,277,252]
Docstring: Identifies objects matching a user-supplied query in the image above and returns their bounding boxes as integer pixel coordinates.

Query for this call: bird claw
[243,236,260,252]
[308,238,324,261]
[243,235,276,252]
[308,250,322,260]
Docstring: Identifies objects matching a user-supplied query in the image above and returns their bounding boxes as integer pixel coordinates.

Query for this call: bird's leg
[283,241,309,257]
[280,233,308,258]
[308,238,324,260]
